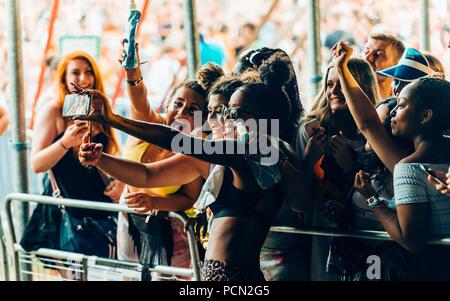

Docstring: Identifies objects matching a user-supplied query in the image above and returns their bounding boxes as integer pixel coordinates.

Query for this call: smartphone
[418,164,449,188]
[305,118,321,138]
[62,94,91,118]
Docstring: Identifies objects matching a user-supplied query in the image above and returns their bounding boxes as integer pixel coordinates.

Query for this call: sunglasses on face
[207,104,227,118]
[223,107,257,120]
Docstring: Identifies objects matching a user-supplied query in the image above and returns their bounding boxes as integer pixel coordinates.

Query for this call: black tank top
[49,133,113,219]
[209,168,268,223]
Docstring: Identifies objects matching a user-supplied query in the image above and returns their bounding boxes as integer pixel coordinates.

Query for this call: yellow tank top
[122,115,181,197]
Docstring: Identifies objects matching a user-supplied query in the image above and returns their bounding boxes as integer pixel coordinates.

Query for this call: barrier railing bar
[20,270,77,281]
[3,193,201,281]
[270,226,450,246]
[16,244,194,278]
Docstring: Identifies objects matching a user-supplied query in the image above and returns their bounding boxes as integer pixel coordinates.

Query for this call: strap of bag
[48,169,63,198]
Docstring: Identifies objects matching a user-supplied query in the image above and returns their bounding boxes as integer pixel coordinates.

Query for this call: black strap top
[209,168,268,223]
[49,133,113,219]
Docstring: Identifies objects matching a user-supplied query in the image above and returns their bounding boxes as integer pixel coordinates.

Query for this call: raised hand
[124,192,155,214]
[119,40,142,79]
[78,132,104,166]
[331,41,353,70]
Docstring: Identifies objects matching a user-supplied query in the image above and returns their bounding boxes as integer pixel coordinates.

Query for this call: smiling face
[326,67,347,113]
[165,86,206,132]
[390,85,422,138]
[65,58,95,93]
[223,88,259,138]
[207,94,228,139]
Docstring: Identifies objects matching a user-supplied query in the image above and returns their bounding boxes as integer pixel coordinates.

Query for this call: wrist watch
[367,195,383,208]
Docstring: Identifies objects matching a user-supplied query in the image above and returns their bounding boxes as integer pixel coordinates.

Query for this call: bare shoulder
[38,102,61,120]
[35,102,64,133]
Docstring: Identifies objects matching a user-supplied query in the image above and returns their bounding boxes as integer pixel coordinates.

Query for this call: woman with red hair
[30,51,122,258]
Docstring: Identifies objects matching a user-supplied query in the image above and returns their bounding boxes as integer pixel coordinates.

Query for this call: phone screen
[62,94,91,118]
[305,119,321,138]
[419,164,448,188]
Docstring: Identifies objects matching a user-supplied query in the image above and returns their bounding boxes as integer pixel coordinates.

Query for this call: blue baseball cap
[377,48,434,82]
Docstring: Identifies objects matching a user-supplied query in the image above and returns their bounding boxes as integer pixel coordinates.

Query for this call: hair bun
[196,63,224,92]
[259,56,291,89]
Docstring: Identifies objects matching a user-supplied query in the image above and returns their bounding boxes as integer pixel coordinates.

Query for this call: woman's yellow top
[122,115,181,197]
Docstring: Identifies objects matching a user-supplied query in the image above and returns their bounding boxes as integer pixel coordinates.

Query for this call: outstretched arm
[79,135,209,188]
[331,42,409,172]
[76,88,247,168]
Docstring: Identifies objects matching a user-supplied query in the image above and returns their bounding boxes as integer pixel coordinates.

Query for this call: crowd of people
[1,0,450,281]
[0,0,449,111]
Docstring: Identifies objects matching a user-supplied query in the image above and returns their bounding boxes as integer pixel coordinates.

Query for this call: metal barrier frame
[270,226,450,245]
[2,193,201,281]
[3,193,450,281]
[0,216,8,281]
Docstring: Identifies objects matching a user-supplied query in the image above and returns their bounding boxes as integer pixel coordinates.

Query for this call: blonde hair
[305,58,381,125]
[56,51,119,155]
[423,52,445,74]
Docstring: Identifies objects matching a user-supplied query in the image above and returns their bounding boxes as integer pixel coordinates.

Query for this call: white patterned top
[394,163,450,236]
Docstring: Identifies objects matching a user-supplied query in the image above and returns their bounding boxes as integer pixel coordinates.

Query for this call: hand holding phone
[305,118,321,138]
[419,164,449,188]
[62,94,92,118]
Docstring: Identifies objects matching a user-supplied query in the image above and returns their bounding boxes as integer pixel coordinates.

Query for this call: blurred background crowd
[0,0,449,117]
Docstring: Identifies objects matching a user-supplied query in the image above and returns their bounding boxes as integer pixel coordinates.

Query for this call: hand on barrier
[124,192,154,214]
[104,179,125,203]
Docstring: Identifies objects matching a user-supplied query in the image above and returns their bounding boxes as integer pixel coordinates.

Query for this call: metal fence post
[306,0,322,101]
[420,0,430,51]
[183,0,200,79]
[6,0,30,243]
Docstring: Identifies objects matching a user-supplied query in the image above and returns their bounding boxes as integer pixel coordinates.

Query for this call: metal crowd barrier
[3,193,450,281]
[270,226,450,245]
[2,193,201,281]
[0,216,8,281]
